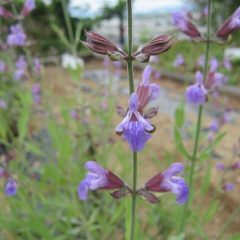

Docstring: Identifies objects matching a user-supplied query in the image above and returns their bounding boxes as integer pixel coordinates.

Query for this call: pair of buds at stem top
[78,161,189,205]
[172,7,240,42]
[81,31,176,62]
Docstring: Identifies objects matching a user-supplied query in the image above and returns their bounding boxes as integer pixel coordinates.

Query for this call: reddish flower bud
[78,161,125,200]
[0,6,14,19]
[138,189,160,204]
[144,163,189,205]
[172,12,202,40]
[216,7,240,40]
[133,35,176,62]
[81,31,127,60]
[111,187,131,199]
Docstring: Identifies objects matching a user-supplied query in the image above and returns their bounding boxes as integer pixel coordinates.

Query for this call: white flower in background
[41,0,52,5]
[61,53,84,70]
[224,48,240,62]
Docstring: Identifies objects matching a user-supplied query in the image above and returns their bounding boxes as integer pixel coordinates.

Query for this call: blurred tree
[101,0,126,46]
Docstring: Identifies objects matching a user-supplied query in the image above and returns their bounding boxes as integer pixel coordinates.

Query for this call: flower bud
[81,31,127,60]
[172,12,202,40]
[21,0,36,17]
[133,35,176,62]
[0,6,14,19]
[216,7,240,40]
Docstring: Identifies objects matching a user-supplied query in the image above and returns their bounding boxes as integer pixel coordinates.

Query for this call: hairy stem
[126,1,137,240]
[130,152,137,240]
[179,0,211,232]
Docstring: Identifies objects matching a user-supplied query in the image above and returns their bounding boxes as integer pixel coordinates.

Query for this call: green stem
[127,0,133,57]
[215,206,240,240]
[179,0,211,232]
[130,152,137,240]
[126,1,137,240]
[127,60,134,93]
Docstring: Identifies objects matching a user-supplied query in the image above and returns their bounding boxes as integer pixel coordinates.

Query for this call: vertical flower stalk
[126,1,137,239]
[179,0,212,232]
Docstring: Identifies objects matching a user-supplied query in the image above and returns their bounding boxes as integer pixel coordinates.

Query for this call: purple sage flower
[231,162,240,170]
[116,93,153,152]
[217,7,240,40]
[210,58,218,72]
[34,58,41,74]
[116,66,160,152]
[0,99,7,109]
[0,60,6,73]
[4,179,17,196]
[70,109,79,120]
[14,55,27,81]
[173,54,185,68]
[216,162,225,171]
[195,55,205,69]
[21,0,36,17]
[78,161,124,200]
[172,12,202,39]
[223,182,235,192]
[0,167,5,178]
[7,24,27,47]
[32,83,41,104]
[145,162,189,204]
[153,70,161,80]
[202,6,208,17]
[185,71,207,106]
[223,58,232,71]
[209,119,219,133]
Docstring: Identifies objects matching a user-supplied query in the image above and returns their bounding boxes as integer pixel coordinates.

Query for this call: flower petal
[78,180,89,200]
[185,84,206,106]
[170,177,189,204]
[142,65,152,85]
[128,93,138,112]
[123,121,151,152]
[115,114,131,133]
[135,112,154,132]
[163,162,184,178]
[149,83,160,102]
[85,161,106,176]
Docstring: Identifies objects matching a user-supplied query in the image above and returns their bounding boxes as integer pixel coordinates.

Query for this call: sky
[69,0,191,18]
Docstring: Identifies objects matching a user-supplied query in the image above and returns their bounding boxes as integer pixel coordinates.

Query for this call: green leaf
[203,200,219,223]
[175,103,185,128]
[201,162,212,193]
[51,24,71,50]
[24,143,45,157]
[73,21,83,52]
[198,132,226,161]
[174,127,191,159]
